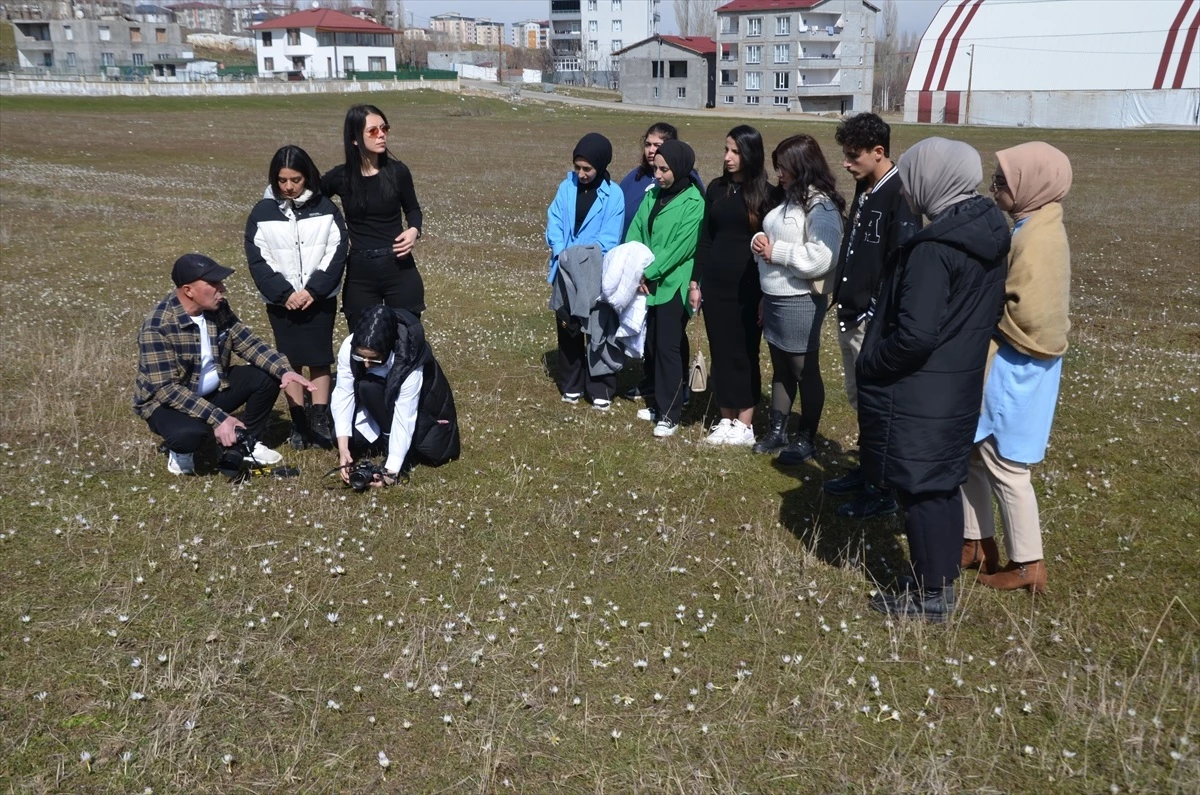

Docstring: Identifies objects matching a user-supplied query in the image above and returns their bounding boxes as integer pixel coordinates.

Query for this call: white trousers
[961,436,1044,563]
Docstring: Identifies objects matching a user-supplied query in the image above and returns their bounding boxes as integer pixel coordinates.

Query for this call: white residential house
[253,8,396,78]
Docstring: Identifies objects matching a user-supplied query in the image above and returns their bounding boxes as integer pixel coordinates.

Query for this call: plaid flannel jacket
[133,291,290,426]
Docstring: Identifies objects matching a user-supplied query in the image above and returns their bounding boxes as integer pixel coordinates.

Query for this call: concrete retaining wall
[0,74,460,97]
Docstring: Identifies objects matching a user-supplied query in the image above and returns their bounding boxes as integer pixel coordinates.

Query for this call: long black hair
[723,125,772,232]
[341,104,398,212]
[771,134,847,215]
[350,304,397,378]
[638,121,679,175]
[268,145,322,201]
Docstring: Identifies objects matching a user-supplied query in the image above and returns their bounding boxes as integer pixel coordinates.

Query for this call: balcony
[551,29,581,38]
[551,0,581,15]
[719,69,738,87]
[719,43,738,61]
[795,80,842,95]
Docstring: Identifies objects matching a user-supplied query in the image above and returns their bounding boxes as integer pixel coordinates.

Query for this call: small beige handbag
[687,329,708,393]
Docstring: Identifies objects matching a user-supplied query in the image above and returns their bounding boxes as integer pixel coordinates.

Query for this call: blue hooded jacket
[545,172,625,283]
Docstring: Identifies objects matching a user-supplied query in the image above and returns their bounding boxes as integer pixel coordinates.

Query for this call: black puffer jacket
[383,309,460,468]
[857,195,1009,494]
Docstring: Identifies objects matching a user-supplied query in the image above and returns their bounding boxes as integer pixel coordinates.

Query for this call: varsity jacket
[829,167,920,333]
[244,190,349,305]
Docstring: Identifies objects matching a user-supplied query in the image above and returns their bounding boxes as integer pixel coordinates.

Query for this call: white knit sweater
[754,194,843,297]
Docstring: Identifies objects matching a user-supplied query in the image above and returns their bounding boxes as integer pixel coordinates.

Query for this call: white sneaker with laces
[652,420,678,438]
[167,450,195,475]
[725,420,756,447]
[704,418,733,445]
[244,442,283,466]
[636,407,659,422]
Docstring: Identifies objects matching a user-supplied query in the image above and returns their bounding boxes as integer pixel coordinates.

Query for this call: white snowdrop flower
[442,714,453,724]
[700,724,709,734]
[326,612,339,624]
[377,751,391,769]
[33,691,47,701]
[993,707,1002,717]
[401,719,413,729]
[118,614,130,623]
[634,659,648,670]
[406,681,417,691]
[353,685,363,694]
[121,750,133,762]
[326,699,341,710]
[856,655,865,664]
[130,657,142,668]
[662,647,672,659]
[1022,702,1033,714]
[222,753,235,770]
[367,715,376,724]
[1170,750,1184,761]
[1023,745,1035,756]
[653,692,663,702]
[1062,749,1077,759]
[462,693,473,705]
[157,653,168,663]
[429,683,442,698]
[80,750,93,770]
[572,696,582,706]
[130,691,145,701]
[686,703,696,712]
[610,728,622,740]
[20,615,30,623]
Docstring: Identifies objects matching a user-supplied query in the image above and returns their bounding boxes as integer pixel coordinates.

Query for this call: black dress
[695,178,762,410]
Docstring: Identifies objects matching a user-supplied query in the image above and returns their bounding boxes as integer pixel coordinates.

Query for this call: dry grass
[0,91,1197,793]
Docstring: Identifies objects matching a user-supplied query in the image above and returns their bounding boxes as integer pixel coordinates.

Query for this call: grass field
[0,90,1197,793]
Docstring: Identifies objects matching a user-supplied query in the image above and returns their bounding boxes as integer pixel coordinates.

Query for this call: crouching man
[133,253,313,475]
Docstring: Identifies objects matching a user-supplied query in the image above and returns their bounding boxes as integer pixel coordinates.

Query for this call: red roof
[717,0,821,11]
[252,8,395,33]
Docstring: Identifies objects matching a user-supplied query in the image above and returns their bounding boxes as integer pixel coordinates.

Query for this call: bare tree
[673,0,690,36]
[872,0,908,112]
[674,0,719,38]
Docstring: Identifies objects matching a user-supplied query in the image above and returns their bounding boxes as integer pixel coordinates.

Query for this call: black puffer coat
[856,195,1009,494]
[383,309,460,468]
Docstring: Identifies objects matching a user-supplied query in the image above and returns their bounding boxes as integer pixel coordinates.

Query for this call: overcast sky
[399,1,945,35]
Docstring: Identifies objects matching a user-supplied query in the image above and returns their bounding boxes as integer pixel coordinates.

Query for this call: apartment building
[11,17,191,76]
[474,19,505,48]
[430,12,476,45]
[549,0,660,86]
[511,19,550,49]
[715,0,876,113]
[168,2,226,33]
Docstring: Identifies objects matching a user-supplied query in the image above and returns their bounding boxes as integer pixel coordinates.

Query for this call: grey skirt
[762,292,828,354]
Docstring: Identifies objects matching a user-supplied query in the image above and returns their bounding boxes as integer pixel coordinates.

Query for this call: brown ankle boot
[979,537,1001,575]
[978,560,1047,594]
[961,540,982,569]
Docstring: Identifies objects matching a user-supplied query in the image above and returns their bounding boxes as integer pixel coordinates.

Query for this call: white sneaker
[652,420,678,438]
[167,450,195,475]
[725,420,756,447]
[704,418,733,445]
[245,442,283,465]
[592,398,612,411]
[636,407,660,422]
[562,392,581,404]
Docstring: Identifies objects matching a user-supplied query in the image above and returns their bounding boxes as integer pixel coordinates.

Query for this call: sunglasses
[351,353,385,366]
[365,124,391,139]
[991,174,1008,190]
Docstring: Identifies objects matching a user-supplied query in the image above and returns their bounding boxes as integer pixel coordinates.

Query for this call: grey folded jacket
[549,244,625,377]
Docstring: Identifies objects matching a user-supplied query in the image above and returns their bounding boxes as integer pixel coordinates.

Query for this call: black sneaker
[777,436,815,465]
[824,467,866,496]
[836,486,899,519]
[870,583,956,624]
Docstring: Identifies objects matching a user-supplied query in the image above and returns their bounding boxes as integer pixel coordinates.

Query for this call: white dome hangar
[904,0,1200,128]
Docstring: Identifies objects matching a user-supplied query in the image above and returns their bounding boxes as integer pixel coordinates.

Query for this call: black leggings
[768,343,824,439]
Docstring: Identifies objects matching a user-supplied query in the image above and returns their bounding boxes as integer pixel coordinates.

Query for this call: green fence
[350,68,458,81]
[217,64,258,78]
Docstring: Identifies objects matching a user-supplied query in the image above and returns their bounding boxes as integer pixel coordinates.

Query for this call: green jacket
[624,184,704,308]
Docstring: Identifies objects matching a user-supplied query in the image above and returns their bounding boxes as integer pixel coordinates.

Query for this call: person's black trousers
[646,295,690,424]
[554,307,616,401]
[146,365,280,453]
[342,249,425,331]
[897,488,964,590]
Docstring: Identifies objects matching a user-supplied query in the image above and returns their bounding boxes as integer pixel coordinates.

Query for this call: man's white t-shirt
[190,314,220,397]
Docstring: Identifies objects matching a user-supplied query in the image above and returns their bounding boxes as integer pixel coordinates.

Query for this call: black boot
[752,410,790,454]
[288,406,309,450]
[308,404,334,450]
[309,405,333,449]
[777,425,815,465]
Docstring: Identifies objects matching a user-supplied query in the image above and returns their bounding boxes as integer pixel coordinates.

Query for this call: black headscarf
[572,132,613,235]
[647,139,696,236]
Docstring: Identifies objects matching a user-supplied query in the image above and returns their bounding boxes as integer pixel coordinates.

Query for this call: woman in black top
[321,104,424,331]
[691,125,773,447]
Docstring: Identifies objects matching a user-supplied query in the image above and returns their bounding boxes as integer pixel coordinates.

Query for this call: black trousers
[897,488,964,590]
[646,294,690,424]
[342,250,425,331]
[554,308,616,401]
[146,365,280,453]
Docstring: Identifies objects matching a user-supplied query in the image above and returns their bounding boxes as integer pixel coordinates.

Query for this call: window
[156,27,167,43]
[287,28,300,46]
[264,57,274,70]
[588,39,598,53]
[773,44,789,63]
[668,60,686,78]
[722,95,734,104]
[745,94,760,105]
[130,28,142,43]
[132,53,144,65]
[720,17,737,35]
[344,55,355,72]
[100,52,115,66]
[612,0,622,9]
[42,52,53,67]
[652,60,664,78]
[775,16,790,35]
[720,69,737,86]
[612,19,621,32]
[588,0,597,9]
[588,20,597,32]
[99,25,111,41]
[67,51,76,66]
[588,59,598,70]
[64,24,72,40]
[611,39,622,51]
[368,56,386,70]
[774,71,789,90]
[744,70,761,90]
[747,17,761,36]
[262,31,272,46]
[158,53,171,62]
[676,86,685,98]
[774,95,789,106]
[745,45,761,64]
[653,86,659,98]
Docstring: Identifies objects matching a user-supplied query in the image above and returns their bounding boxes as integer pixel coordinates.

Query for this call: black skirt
[702,294,763,410]
[266,297,338,367]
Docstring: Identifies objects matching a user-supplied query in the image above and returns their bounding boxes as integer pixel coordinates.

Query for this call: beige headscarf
[896,137,983,219]
[995,141,1073,221]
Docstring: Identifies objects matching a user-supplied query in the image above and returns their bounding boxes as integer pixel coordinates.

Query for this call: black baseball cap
[171,253,234,287]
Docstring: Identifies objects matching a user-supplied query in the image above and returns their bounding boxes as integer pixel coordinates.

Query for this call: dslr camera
[347,459,386,492]
[218,429,298,481]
